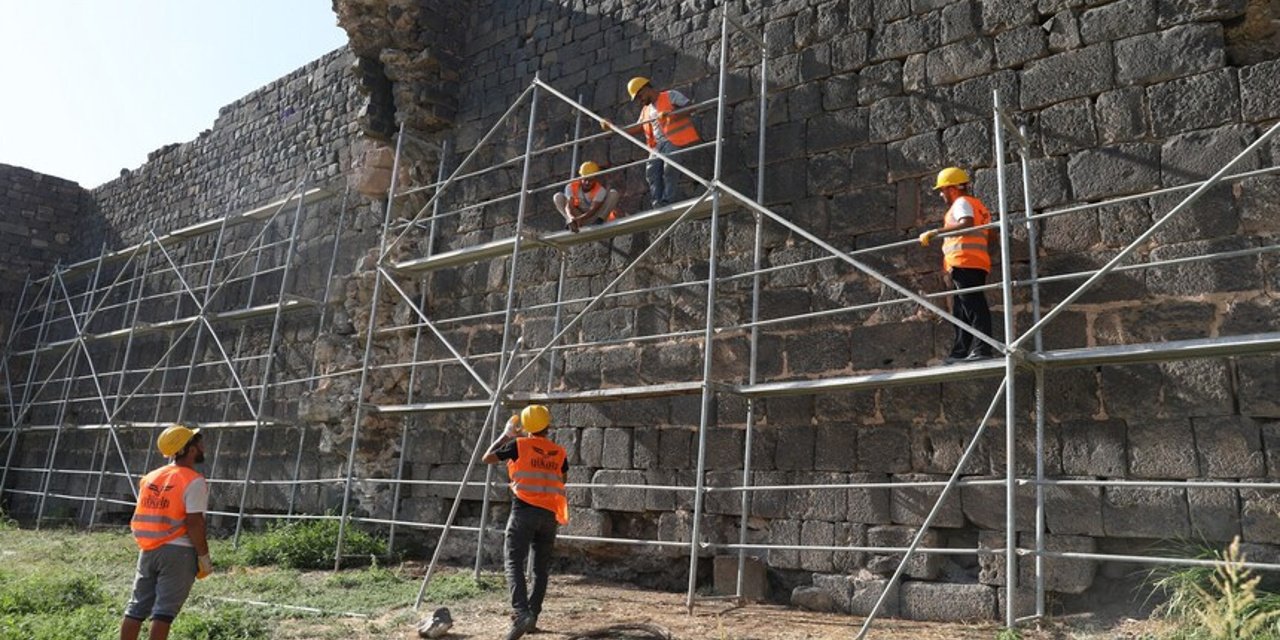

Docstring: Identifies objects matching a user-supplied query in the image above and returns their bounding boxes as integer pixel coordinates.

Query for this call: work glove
[658,111,671,125]
[504,415,521,438]
[197,554,213,579]
[918,229,937,247]
[599,119,613,132]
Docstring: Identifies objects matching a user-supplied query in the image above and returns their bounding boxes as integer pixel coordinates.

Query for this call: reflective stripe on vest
[506,437,569,525]
[131,465,200,551]
[569,180,603,210]
[942,195,992,272]
[642,91,700,149]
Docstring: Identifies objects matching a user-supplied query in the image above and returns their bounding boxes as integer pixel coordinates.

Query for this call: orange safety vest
[131,464,202,551]
[506,436,569,525]
[642,91,700,149]
[942,195,992,273]
[568,180,621,222]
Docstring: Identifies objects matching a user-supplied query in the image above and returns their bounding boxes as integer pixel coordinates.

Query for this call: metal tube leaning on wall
[994,90,1020,630]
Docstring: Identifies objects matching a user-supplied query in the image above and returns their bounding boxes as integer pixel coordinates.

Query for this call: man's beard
[194,451,206,464]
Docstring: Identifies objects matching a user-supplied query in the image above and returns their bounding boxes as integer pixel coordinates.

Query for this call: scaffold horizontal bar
[1027,332,1280,368]
[738,358,1007,398]
[367,399,493,414]
[511,381,706,404]
[389,196,730,274]
[0,419,287,433]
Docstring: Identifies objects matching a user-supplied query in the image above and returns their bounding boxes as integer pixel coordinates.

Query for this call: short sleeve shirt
[946,197,976,223]
[638,90,691,147]
[167,476,208,548]
[563,180,607,205]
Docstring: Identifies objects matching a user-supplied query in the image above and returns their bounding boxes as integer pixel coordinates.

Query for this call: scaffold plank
[390,196,726,275]
[737,358,1007,398]
[1030,332,1280,368]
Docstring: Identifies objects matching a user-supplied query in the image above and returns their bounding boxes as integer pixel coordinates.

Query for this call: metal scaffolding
[3,7,1280,636]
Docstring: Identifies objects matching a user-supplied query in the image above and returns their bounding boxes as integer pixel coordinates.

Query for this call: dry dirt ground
[293,571,1167,640]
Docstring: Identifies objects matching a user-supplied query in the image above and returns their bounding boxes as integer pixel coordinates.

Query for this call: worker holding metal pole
[481,404,569,640]
[919,167,996,363]
[600,76,701,208]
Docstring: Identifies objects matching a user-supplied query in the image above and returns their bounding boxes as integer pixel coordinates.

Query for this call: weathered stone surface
[848,472,893,524]
[926,39,993,85]
[1045,10,1083,52]
[1240,59,1280,121]
[769,519,802,569]
[994,24,1048,68]
[979,531,1097,594]
[1046,480,1106,536]
[981,0,1037,33]
[888,133,943,181]
[869,96,951,143]
[1080,0,1157,44]
[942,120,993,168]
[940,1,979,45]
[792,585,840,612]
[1147,69,1241,137]
[1019,44,1113,110]
[868,525,942,578]
[1155,0,1248,26]
[871,14,940,61]
[1192,416,1264,478]
[713,555,767,601]
[1128,418,1199,478]
[1061,420,1127,477]
[1239,358,1280,418]
[1149,238,1262,295]
[857,424,912,473]
[791,472,849,522]
[911,421,988,475]
[1241,485,1280,544]
[591,469,646,512]
[1095,87,1150,144]
[900,581,996,621]
[1114,24,1225,85]
[801,519,837,571]
[1189,487,1241,542]
[1039,98,1098,157]
[1103,486,1190,538]
[892,473,965,527]
[848,568,902,616]
[1067,143,1161,200]
[601,428,634,469]
[859,61,902,105]
[961,480,1037,531]
[1160,123,1259,187]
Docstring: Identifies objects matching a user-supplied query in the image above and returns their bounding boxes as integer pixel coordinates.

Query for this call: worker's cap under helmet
[626,77,651,101]
[933,167,970,190]
[520,405,551,434]
[157,424,201,457]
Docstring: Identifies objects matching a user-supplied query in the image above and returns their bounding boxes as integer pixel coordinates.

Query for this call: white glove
[504,415,521,437]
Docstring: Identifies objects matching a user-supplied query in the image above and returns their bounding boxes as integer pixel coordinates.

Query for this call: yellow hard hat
[933,167,970,190]
[579,161,601,177]
[157,424,201,457]
[626,77,651,100]
[520,405,551,434]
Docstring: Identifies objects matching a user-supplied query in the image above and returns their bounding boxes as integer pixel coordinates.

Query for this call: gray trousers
[124,544,198,623]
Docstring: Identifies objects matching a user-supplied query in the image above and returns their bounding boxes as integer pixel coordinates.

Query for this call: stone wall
[0,164,101,340]
[337,0,1280,619]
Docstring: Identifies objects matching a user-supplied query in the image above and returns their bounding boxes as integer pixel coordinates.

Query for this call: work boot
[964,350,994,362]
[505,612,536,640]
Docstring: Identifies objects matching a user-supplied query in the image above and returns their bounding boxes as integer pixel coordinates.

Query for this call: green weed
[0,603,115,640]
[238,519,386,570]
[994,628,1022,640]
[170,604,269,640]
[0,571,107,614]
[421,571,503,602]
[1149,537,1280,640]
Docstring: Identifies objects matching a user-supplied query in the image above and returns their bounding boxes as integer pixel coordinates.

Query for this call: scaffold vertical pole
[476,78,541,578]
[736,22,768,603]
[547,95,583,392]
[687,10,731,612]
[0,270,58,496]
[1019,124,1047,619]
[336,120,406,570]
[0,275,32,421]
[388,281,429,553]
[177,215,231,423]
[233,175,309,546]
[141,231,197,478]
[994,89,1019,630]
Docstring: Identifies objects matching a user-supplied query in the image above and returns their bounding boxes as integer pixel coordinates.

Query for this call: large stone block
[1080,0,1157,44]
[961,479,1037,531]
[805,108,870,153]
[981,0,1037,32]
[786,329,851,374]
[1189,486,1241,543]
[857,424,912,473]
[1114,24,1225,85]
[591,469,646,512]
[1159,360,1236,418]
[847,568,901,616]
[1155,0,1247,27]
[869,96,951,143]
[1019,44,1113,110]
[713,554,767,601]
[814,425,857,471]
[750,470,791,518]
[848,472,893,525]
[1095,87,1149,144]
[891,473,965,527]
[871,13,940,62]
[867,525,942,578]
[1067,143,1161,200]
[1193,416,1265,478]
[1240,59,1280,122]
[601,428,634,469]
[1128,417,1199,478]
[911,421,988,475]
[801,519,837,571]
[1046,480,1105,536]
[1160,123,1258,188]
[1148,237,1262,296]
[995,25,1048,69]
[1039,98,1097,157]
[942,120,993,168]
[658,427,693,469]
[1241,485,1280,544]
[888,132,944,182]
[858,60,902,106]
[791,471,849,522]
[1149,183,1240,244]
[769,518,802,569]
[951,70,1019,123]
[1147,69,1240,137]
[926,39,993,85]
[1103,486,1190,538]
[1238,357,1280,418]
[978,531,1097,593]
[940,0,979,44]
[900,581,997,621]
[1237,175,1280,235]
[1061,420,1127,477]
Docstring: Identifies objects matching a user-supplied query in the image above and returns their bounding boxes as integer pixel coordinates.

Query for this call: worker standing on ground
[600,77,700,208]
[482,404,569,640]
[919,167,995,363]
[554,161,623,232]
[120,425,212,640]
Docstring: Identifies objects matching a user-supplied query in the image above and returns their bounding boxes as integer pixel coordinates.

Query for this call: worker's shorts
[123,544,198,623]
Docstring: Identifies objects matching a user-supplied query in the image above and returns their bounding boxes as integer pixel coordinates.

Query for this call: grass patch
[170,605,269,640]
[1148,537,1280,640]
[421,571,503,603]
[238,519,387,570]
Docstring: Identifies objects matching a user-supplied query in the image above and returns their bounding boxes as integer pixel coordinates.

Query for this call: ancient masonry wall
[5,0,1280,622]
[351,0,1280,618]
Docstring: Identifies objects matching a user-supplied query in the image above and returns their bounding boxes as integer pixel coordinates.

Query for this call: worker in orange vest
[919,167,995,363]
[120,425,212,640]
[553,161,623,232]
[482,404,569,640]
[600,76,701,208]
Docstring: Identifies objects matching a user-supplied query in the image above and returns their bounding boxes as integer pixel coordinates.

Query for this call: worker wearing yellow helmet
[553,160,624,233]
[482,404,568,640]
[599,76,701,208]
[918,167,995,363]
[120,424,212,640]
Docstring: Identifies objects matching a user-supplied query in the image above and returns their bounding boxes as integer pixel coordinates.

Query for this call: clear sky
[0,1,348,188]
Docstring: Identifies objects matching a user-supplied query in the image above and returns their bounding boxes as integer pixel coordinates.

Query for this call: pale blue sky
[0,1,348,188]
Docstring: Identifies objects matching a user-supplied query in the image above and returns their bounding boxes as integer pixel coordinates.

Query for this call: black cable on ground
[566,622,676,639]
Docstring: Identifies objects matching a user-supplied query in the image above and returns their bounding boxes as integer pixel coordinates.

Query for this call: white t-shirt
[637,89,691,149]
[947,197,975,223]
[167,476,208,548]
